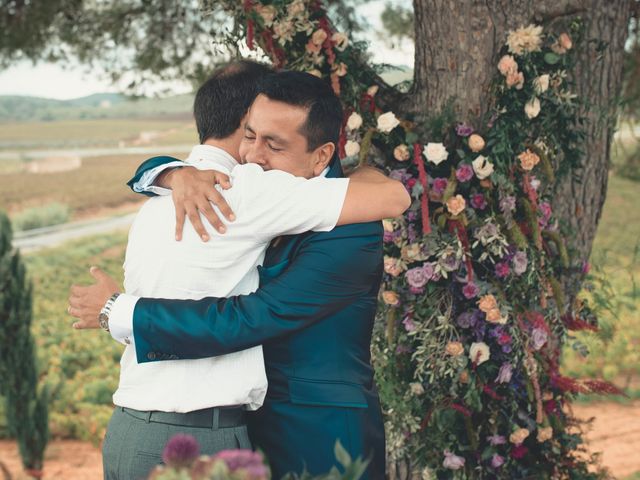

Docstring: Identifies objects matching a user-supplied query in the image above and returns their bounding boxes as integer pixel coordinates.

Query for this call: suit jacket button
[147,352,157,360]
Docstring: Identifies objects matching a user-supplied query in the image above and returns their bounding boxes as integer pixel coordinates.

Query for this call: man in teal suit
[70,71,388,479]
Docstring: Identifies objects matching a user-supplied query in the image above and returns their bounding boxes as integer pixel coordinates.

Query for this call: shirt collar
[186,144,239,174]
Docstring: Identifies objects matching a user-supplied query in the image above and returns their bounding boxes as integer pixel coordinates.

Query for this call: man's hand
[68,267,120,329]
[160,166,235,241]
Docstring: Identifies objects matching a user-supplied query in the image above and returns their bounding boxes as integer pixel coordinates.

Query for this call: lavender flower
[456,164,474,182]
[496,363,513,384]
[487,434,507,446]
[213,450,269,479]
[491,454,505,468]
[512,250,528,275]
[456,123,474,137]
[407,211,418,222]
[456,311,475,328]
[162,434,200,468]
[531,327,548,350]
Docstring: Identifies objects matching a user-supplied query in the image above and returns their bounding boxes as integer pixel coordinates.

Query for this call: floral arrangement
[149,434,367,480]
[202,1,622,477]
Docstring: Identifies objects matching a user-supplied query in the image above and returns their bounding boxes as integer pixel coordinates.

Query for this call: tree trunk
[386,1,632,477]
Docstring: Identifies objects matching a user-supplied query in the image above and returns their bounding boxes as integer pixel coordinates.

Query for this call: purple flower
[512,251,528,275]
[443,450,465,470]
[162,434,200,468]
[456,311,475,328]
[407,211,418,222]
[495,261,510,278]
[406,266,430,288]
[491,454,505,468]
[531,327,548,350]
[456,164,474,182]
[403,316,416,332]
[396,344,411,354]
[496,363,513,384]
[456,123,474,137]
[407,223,418,243]
[488,434,507,446]
[422,262,436,280]
[500,195,516,214]
[462,282,480,299]
[470,193,487,210]
[582,260,590,274]
[214,450,269,479]
[432,177,448,195]
[409,286,424,295]
[539,201,552,227]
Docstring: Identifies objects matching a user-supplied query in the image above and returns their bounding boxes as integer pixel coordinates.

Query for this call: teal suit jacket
[126,157,386,479]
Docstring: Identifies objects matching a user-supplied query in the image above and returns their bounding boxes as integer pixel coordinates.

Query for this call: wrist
[99,292,121,332]
[156,166,184,189]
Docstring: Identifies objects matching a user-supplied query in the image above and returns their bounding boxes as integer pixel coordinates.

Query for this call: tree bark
[386,1,632,477]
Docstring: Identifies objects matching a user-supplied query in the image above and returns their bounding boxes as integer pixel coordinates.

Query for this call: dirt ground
[0,401,639,479]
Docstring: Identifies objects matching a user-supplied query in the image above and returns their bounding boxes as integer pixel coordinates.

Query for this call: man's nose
[246,143,267,165]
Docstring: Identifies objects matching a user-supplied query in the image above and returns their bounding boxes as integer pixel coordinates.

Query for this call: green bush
[12,202,70,231]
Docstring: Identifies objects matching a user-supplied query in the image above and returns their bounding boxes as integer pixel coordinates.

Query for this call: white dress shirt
[111,144,348,412]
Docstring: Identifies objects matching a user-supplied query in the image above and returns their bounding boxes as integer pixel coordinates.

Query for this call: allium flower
[432,177,449,194]
[377,111,400,133]
[472,155,494,180]
[468,134,485,152]
[471,193,487,210]
[496,363,513,383]
[394,144,411,161]
[346,112,363,130]
[162,434,200,468]
[344,140,360,157]
[506,24,544,55]
[456,164,474,182]
[488,434,507,446]
[456,123,474,137]
[469,342,490,365]
[491,454,505,468]
[405,266,430,289]
[443,450,465,470]
[509,428,530,445]
[525,97,541,119]
[446,195,466,216]
[424,142,449,165]
[531,327,548,350]
[512,251,528,275]
[214,450,269,479]
[462,282,480,299]
[495,261,510,278]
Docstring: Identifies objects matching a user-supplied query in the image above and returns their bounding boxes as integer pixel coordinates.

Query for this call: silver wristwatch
[98,293,121,332]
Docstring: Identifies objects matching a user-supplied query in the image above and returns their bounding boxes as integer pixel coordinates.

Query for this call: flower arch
[206,1,619,477]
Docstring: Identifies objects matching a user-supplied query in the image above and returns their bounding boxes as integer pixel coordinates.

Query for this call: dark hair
[256,71,343,151]
[194,60,273,143]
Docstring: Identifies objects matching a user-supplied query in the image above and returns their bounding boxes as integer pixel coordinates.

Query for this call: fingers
[207,189,235,222]
[198,201,226,235]
[89,266,106,281]
[213,171,232,190]
[186,203,210,241]
[175,206,186,241]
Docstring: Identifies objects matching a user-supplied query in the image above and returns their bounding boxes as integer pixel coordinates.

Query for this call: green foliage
[0,210,49,472]
[12,202,70,232]
[380,2,414,45]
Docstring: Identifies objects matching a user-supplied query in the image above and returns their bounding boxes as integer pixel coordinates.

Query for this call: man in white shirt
[86,62,409,479]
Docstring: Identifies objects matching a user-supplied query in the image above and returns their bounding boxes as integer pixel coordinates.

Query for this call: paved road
[13,213,137,253]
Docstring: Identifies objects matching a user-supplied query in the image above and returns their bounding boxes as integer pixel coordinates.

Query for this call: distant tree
[0,212,49,479]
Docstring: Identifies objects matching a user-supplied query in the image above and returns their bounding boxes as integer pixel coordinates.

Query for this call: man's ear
[312,142,336,176]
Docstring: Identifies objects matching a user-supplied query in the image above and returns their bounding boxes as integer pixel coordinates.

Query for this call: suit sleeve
[133,222,383,363]
[126,156,184,197]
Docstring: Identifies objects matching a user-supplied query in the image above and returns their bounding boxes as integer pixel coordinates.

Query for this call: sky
[0,1,414,100]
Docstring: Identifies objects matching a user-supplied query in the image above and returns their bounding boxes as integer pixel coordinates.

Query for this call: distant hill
[0,93,194,122]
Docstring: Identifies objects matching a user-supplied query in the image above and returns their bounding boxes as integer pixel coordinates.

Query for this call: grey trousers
[102,407,252,480]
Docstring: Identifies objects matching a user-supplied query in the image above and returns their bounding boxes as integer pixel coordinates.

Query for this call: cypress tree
[0,211,49,478]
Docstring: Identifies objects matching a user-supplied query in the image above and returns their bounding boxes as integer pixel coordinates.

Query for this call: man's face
[239,94,333,178]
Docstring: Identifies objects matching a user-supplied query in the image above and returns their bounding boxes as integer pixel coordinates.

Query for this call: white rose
[472,155,494,180]
[346,112,363,131]
[423,142,449,165]
[525,97,541,119]
[377,111,400,133]
[344,140,360,157]
[469,342,490,365]
[533,74,550,94]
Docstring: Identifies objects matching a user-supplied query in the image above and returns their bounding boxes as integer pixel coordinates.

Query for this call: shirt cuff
[132,161,185,195]
[109,293,139,346]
